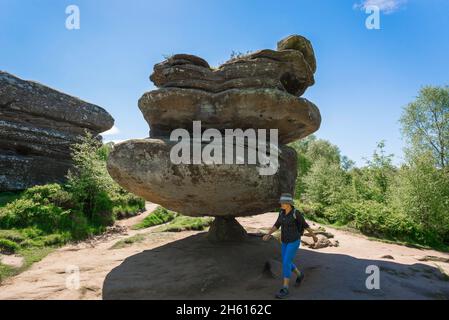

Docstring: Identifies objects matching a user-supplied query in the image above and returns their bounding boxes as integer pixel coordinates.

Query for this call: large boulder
[0,71,114,191]
[139,88,321,144]
[107,138,297,217]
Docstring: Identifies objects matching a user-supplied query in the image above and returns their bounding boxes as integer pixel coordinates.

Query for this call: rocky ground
[0,204,448,300]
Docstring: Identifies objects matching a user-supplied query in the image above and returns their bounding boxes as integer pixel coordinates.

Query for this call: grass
[0,226,65,283]
[156,215,213,232]
[111,209,213,249]
[0,246,54,284]
[110,234,147,249]
[131,206,176,230]
[113,203,145,220]
[0,227,74,284]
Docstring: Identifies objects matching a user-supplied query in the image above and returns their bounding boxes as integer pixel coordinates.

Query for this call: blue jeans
[281,239,300,279]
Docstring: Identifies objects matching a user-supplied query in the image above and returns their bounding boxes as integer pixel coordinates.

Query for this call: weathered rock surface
[107,138,297,217]
[139,88,321,144]
[301,233,339,249]
[277,34,316,73]
[208,217,248,242]
[150,35,316,97]
[0,71,114,191]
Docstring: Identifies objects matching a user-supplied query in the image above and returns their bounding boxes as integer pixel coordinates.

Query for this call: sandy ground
[0,203,448,300]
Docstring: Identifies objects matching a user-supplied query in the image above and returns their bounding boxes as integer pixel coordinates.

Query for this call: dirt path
[0,207,448,300]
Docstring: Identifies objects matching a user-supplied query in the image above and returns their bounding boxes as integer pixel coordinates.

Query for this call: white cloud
[354,0,407,14]
[103,139,125,145]
[101,125,120,136]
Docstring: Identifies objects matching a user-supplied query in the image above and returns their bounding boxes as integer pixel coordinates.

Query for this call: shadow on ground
[103,232,449,300]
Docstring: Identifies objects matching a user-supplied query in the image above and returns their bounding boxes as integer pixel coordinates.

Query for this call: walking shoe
[295,271,305,287]
[275,287,289,299]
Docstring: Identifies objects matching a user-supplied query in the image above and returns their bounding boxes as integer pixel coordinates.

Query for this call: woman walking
[263,193,318,299]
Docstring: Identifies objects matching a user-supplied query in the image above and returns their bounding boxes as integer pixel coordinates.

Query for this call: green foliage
[400,86,449,169]
[390,153,449,243]
[349,142,396,203]
[0,138,144,284]
[303,159,348,208]
[66,133,116,223]
[294,109,449,249]
[132,206,176,230]
[0,229,25,243]
[110,234,147,249]
[0,198,72,233]
[157,215,213,232]
[290,135,344,198]
[0,192,21,207]
[0,246,54,284]
[66,134,145,225]
[0,238,20,254]
[0,134,146,282]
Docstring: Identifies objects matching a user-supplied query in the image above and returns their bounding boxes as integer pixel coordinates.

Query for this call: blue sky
[1,0,448,165]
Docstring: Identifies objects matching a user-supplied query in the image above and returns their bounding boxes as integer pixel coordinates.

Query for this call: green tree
[303,159,348,208]
[66,134,117,223]
[390,153,449,243]
[290,136,343,198]
[355,141,396,203]
[400,86,449,168]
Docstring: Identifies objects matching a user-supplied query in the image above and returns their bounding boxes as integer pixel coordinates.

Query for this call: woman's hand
[262,234,272,241]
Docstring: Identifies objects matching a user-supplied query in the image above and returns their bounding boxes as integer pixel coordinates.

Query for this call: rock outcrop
[108,35,321,241]
[0,71,114,191]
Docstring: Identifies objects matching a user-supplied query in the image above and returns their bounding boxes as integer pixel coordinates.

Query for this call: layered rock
[151,51,314,96]
[107,139,297,217]
[108,35,321,241]
[139,88,320,144]
[0,71,114,191]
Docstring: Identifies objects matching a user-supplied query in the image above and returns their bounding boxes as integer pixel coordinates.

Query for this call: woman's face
[280,203,292,211]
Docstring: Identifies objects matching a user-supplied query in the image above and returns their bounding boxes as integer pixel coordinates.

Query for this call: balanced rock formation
[0,71,114,191]
[108,35,321,241]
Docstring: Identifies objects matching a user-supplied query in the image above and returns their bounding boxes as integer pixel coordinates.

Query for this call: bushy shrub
[22,184,74,209]
[303,159,349,208]
[0,230,25,243]
[66,134,145,225]
[390,154,449,244]
[0,239,20,254]
[0,198,72,233]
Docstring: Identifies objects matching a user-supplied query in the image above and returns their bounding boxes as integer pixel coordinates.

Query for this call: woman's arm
[262,226,278,241]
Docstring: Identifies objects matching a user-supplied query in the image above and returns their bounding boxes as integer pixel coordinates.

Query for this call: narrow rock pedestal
[207,217,247,242]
